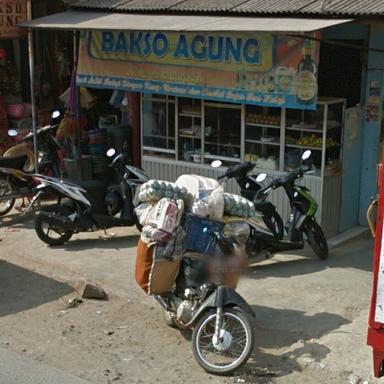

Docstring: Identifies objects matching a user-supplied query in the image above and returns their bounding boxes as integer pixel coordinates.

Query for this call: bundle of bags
[138,179,187,203]
[135,175,260,244]
[223,193,257,217]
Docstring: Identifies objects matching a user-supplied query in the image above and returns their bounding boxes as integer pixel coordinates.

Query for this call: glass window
[245,105,281,171]
[204,104,241,166]
[285,101,343,175]
[142,95,175,159]
[178,98,202,163]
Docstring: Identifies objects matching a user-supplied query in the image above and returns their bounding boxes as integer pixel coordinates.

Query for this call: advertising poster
[77,30,320,110]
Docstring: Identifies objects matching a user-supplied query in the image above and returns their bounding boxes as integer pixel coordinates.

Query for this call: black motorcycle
[0,111,63,216]
[33,148,149,246]
[217,161,284,239]
[216,150,329,260]
[156,216,255,374]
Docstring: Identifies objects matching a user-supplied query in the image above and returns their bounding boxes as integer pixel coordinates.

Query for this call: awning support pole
[27,0,38,172]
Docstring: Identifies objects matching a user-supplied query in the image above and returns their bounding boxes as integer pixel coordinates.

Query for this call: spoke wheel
[192,308,254,374]
[0,178,15,216]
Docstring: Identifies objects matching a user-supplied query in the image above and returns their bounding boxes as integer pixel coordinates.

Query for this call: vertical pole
[27,0,38,172]
[73,30,82,180]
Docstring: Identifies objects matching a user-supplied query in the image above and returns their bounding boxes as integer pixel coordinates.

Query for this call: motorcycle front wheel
[0,178,15,216]
[305,219,329,260]
[35,205,74,246]
[192,308,254,375]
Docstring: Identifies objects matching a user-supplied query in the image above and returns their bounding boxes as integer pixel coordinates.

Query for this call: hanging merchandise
[57,68,78,141]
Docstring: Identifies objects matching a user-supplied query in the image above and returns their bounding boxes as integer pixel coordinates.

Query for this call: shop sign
[0,0,27,39]
[78,30,320,109]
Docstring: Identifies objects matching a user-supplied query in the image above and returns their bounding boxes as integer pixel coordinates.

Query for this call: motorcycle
[217,161,284,239]
[215,150,329,260]
[33,148,149,246]
[155,217,255,374]
[0,111,63,216]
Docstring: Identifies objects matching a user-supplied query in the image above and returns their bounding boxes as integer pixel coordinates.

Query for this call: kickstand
[101,229,116,239]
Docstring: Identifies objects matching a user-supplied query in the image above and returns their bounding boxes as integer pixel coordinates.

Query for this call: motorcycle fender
[186,287,255,327]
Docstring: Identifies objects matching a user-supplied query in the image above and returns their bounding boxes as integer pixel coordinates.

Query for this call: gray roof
[67,0,384,16]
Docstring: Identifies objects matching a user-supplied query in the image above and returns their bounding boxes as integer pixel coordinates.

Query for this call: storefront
[71,23,349,236]
[22,9,378,237]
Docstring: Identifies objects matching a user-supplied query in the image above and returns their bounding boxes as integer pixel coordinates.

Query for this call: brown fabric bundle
[135,239,180,295]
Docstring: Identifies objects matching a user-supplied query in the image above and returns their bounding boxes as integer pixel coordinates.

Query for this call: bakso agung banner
[77,30,320,109]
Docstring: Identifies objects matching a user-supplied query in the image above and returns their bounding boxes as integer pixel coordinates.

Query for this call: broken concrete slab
[74,279,109,300]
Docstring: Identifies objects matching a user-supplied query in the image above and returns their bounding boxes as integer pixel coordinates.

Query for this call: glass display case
[203,103,241,166]
[244,98,345,177]
[284,98,344,177]
[142,94,176,159]
[245,105,282,171]
[178,98,202,163]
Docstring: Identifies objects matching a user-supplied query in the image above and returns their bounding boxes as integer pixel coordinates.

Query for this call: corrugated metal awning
[19,10,353,32]
[67,0,384,16]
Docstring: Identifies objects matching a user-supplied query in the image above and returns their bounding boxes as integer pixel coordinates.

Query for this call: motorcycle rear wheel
[192,308,254,375]
[305,219,329,260]
[35,205,74,246]
[0,178,15,216]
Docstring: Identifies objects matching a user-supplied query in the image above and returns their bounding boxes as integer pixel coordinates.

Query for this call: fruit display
[246,113,280,126]
[295,134,338,148]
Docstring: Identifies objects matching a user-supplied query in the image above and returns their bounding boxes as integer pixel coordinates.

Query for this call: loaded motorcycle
[0,111,63,216]
[33,148,149,246]
[215,150,329,260]
[155,216,255,374]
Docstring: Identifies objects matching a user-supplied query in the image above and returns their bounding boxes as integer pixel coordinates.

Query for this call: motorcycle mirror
[51,110,61,119]
[8,129,18,137]
[302,150,312,161]
[106,148,116,157]
[256,173,267,183]
[211,160,222,168]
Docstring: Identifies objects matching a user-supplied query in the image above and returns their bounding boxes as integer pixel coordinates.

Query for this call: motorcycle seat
[0,155,28,171]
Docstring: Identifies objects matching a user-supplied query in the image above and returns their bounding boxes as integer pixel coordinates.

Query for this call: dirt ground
[0,209,379,384]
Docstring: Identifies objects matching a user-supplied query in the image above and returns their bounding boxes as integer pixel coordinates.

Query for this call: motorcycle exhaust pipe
[36,211,75,230]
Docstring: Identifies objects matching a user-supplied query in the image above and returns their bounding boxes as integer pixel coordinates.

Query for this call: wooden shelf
[246,139,280,146]
[179,112,201,118]
[286,144,322,150]
[179,134,201,139]
[245,122,281,129]
[205,141,240,148]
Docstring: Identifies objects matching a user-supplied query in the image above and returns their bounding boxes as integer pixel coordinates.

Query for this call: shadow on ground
[0,260,73,317]
[53,234,141,252]
[0,209,35,229]
[247,237,373,280]
[233,304,350,381]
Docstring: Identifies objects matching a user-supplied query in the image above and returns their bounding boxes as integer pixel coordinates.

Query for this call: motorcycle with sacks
[0,110,63,216]
[134,176,255,375]
[33,148,149,246]
[213,150,329,260]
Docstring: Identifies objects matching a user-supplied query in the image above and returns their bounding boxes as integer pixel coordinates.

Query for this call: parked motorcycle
[215,150,329,260]
[33,148,149,246]
[217,161,284,239]
[155,217,255,374]
[0,111,63,216]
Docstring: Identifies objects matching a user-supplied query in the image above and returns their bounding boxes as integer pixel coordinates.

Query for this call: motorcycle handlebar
[217,162,255,181]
